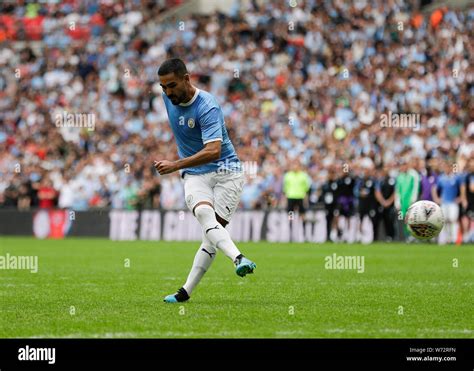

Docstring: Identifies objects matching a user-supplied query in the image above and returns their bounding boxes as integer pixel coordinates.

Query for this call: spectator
[319,164,339,242]
[460,157,474,243]
[17,184,31,210]
[375,164,396,242]
[37,178,57,209]
[419,157,439,202]
[395,160,420,240]
[432,161,463,244]
[58,175,75,209]
[333,165,357,242]
[355,163,379,240]
[283,159,311,239]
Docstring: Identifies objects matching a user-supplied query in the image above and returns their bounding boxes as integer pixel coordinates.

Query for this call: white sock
[194,204,241,262]
[183,235,216,296]
[449,223,454,243]
[452,222,459,243]
[463,231,469,242]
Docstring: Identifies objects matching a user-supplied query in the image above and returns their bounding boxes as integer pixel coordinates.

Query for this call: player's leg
[164,233,219,303]
[468,210,474,243]
[343,196,356,243]
[182,233,216,295]
[442,203,454,244]
[358,205,366,239]
[460,206,469,243]
[297,199,307,242]
[286,198,296,242]
[164,174,217,303]
[193,202,242,261]
[467,206,474,242]
[369,209,378,241]
[325,207,334,242]
[180,170,254,276]
[450,203,460,244]
[330,209,340,242]
[384,207,395,241]
[456,203,465,245]
[400,201,411,241]
[439,203,450,244]
[213,170,256,277]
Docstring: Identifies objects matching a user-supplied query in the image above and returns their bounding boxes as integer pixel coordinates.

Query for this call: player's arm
[306,173,312,193]
[460,178,467,208]
[432,181,441,205]
[375,188,386,207]
[410,170,420,204]
[155,104,223,175]
[374,180,386,207]
[304,173,312,208]
[394,176,401,210]
[458,175,466,206]
[386,191,395,207]
[175,141,221,170]
[154,141,221,175]
[283,173,289,195]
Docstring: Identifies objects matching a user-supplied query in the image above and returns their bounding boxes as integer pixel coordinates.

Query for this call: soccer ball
[404,200,445,240]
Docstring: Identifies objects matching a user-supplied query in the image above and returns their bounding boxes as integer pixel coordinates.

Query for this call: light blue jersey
[436,174,461,203]
[162,88,241,176]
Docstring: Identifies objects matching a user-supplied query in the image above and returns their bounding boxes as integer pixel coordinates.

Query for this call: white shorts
[441,203,459,222]
[182,170,245,222]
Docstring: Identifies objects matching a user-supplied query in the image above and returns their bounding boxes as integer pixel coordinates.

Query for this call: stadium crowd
[0,0,473,242]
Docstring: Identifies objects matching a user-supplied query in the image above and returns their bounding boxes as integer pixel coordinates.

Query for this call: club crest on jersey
[186,194,193,206]
[187,118,195,128]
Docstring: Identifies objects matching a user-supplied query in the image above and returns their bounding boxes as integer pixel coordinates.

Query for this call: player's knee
[192,201,213,216]
[194,204,216,225]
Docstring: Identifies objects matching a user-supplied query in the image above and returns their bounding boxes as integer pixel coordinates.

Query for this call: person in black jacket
[320,164,340,241]
[375,163,397,241]
[356,165,379,240]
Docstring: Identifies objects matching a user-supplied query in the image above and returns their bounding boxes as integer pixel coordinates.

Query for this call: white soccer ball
[405,200,445,240]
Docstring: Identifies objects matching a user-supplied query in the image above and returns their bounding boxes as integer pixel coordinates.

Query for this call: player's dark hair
[158,58,188,77]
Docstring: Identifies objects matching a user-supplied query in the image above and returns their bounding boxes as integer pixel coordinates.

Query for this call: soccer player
[334,164,356,242]
[432,161,463,244]
[283,159,312,241]
[355,164,379,241]
[320,164,339,242]
[419,157,439,202]
[375,163,396,242]
[395,159,420,240]
[460,157,474,243]
[154,58,256,303]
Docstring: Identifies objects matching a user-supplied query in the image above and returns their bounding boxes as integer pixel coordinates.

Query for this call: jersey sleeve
[198,105,223,144]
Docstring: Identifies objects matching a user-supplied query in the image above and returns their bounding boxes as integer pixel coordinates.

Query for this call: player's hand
[154,160,177,175]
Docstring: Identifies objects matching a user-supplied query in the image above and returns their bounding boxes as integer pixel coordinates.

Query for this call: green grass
[0,237,473,338]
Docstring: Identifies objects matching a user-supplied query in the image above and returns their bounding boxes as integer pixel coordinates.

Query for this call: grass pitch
[0,237,472,338]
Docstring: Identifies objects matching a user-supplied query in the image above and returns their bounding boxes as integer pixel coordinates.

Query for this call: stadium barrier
[0,209,397,243]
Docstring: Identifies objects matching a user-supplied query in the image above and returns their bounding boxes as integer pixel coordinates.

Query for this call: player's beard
[168,92,186,105]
